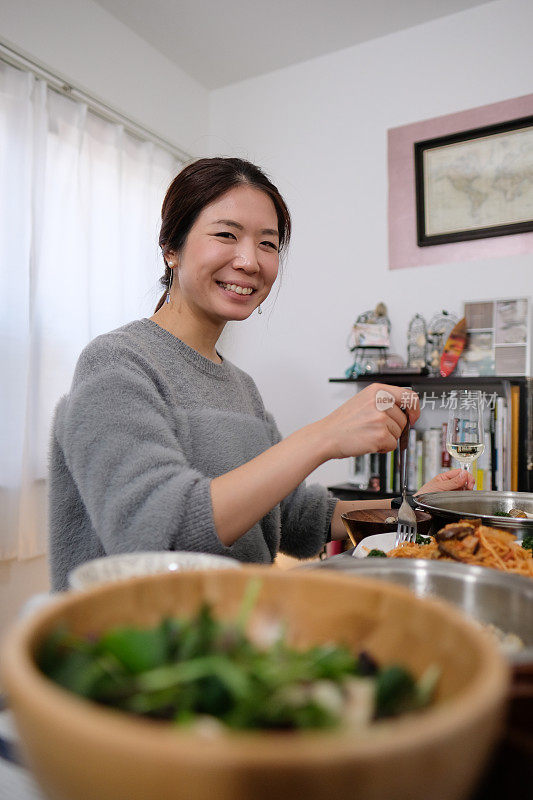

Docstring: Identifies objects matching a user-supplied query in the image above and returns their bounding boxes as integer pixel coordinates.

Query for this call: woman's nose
[233,249,259,271]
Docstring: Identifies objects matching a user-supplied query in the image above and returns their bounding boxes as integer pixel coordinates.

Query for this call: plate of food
[353,532,396,558]
[353,519,533,578]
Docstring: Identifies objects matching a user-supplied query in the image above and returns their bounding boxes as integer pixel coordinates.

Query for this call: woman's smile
[215,280,256,297]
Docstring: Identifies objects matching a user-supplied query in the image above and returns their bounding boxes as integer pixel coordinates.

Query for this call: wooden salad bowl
[1,567,508,800]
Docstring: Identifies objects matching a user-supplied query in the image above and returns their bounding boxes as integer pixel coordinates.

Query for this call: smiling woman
[48,157,469,591]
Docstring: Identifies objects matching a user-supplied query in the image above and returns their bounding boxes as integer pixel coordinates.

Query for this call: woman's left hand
[416,468,475,496]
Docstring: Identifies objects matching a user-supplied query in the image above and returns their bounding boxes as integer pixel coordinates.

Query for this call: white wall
[1,0,209,155]
[210,0,533,490]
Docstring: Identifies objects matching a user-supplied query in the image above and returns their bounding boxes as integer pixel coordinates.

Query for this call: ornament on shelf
[345,303,391,378]
[427,310,458,375]
[407,314,428,369]
[440,317,467,377]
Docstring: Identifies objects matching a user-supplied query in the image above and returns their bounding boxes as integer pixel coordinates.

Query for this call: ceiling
[94,0,494,90]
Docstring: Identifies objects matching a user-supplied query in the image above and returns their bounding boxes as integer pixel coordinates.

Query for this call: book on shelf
[416,437,424,490]
[385,449,395,493]
[474,431,492,490]
[510,385,520,491]
[423,429,441,486]
[406,428,417,492]
[441,423,451,469]
[495,396,504,492]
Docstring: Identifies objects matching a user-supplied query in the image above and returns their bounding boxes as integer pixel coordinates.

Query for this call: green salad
[38,580,439,732]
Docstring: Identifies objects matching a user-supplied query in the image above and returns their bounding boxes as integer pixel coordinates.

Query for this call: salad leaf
[375,665,416,718]
[38,581,438,731]
[99,625,169,674]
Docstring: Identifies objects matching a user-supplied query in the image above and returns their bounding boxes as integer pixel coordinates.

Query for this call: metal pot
[414,490,533,540]
[310,556,533,667]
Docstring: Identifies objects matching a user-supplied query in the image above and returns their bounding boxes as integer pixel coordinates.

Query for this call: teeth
[220,282,253,295]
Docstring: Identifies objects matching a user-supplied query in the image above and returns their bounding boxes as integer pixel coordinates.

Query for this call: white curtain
[0,60,183,559]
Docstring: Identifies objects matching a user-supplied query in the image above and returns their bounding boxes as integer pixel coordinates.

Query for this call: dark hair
[154,157,291,312]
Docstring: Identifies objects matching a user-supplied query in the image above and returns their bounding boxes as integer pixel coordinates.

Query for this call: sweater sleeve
[265,413,338,559]
[58,359,234,558]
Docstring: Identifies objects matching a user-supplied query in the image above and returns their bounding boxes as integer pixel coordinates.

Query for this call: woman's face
[170,185,280,324]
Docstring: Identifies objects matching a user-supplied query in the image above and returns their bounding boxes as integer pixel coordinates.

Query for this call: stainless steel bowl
[415,490,533,539]
[310,556,533,666]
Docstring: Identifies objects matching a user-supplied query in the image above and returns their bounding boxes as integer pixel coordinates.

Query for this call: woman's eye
[261,241,279,251]
[214,231,236,240]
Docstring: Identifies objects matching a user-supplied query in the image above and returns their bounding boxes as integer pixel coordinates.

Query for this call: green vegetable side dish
[38,579,440,733]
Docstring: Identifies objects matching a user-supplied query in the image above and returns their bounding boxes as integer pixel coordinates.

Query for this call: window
[0,60,183,558]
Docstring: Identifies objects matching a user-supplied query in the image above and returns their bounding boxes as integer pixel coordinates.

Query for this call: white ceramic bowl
[68,551,241,590]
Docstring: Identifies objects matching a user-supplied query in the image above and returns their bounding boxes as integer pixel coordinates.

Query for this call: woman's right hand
[211,384,419,546]
[315,384,420,461]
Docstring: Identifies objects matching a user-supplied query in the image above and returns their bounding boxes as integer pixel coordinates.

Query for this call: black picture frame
[414,115,533,246]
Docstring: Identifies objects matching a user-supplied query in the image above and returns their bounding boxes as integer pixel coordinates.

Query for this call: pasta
[387,520,533,578]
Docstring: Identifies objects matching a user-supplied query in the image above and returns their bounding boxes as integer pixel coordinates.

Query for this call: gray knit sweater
[49,319,337,590]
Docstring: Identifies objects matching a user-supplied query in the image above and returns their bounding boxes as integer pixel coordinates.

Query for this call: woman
[49,158,473,590]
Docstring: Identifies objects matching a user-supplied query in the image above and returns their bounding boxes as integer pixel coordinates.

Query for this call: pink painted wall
[388,93,533,269]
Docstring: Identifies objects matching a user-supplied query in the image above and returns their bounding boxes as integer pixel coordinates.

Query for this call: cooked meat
[437,535,478,561]
[508,508,528,519]
[458,534,480,556]
[435,522,476,542]
[437,541,468,561]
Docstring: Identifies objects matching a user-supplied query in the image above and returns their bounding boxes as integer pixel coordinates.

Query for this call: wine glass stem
[462,462,471,474]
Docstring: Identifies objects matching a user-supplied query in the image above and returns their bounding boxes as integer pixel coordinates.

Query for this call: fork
[394,417,418,548]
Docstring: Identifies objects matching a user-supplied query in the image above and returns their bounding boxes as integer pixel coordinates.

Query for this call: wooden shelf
[329,375,527,386]
[327,484,396,501]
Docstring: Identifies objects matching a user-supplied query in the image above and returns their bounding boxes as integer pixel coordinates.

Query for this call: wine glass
[446,390,485,476]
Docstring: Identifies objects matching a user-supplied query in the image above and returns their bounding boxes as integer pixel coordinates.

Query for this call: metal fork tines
[394,417,418,548]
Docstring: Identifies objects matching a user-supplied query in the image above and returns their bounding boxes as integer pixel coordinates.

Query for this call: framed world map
[414,115,533,246]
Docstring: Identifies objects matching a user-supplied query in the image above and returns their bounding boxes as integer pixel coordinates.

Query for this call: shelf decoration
[345,303,390,378]
[461,297,530,377]
[427,311,458,375]
[407,314,428,369]
[440,317,467,378]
